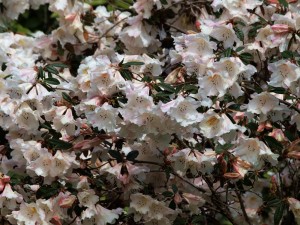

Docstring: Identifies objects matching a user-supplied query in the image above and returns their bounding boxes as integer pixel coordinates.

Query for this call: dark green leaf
[38,66,44,79]
[62,92,74,104]
[90,0,107,6]
[227,104,242,111]
[45,65,59,75]
[172,184,178,193]
[114,0,131,9]
[267,198,281,207]
[7,171,26,186]
[223,48,232,57]
[236,46,245,52]
[48,138,73,150]
[160,0,168,4]
[264,136,283,153]
[169,200,176,209]
[274,202,285,225]
[234,27,244,42]
[215,143,234,154]
[240,52,253,64]
[122,61,145,67]
[269,86,286,94]
[36,183,60,199]
[50,63,69,68]
[108,150,123,162]
[183,84,199,93]
[173,217,187,225]
[158,83,176,93]
[126,150,139,161]
[120,69,133,80]
[281,50,294,59]
[278,0,288,7]
[40,82,55,92]
[162,191,174,197]
[44,77,60,85]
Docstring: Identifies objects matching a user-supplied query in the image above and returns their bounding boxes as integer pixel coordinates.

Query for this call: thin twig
[234,183,252,225]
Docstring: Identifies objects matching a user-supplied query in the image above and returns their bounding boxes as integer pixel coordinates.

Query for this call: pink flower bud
[287,151,300,160]
[174,193,183,204]
[223,172,242,179]
[59,195,76,208]
[269,129,287,142]
[271,24,291,34]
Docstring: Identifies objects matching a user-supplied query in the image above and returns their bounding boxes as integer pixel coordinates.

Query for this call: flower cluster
[1,0,300,224]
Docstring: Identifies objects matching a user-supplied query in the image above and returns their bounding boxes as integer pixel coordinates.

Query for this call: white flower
[288,198,300,225]
[199,111,242,138]
[161,95,203,127]
[232,137,279,169]
[247,92,280,114]
[12,202,40,225]
[78,190,100,208]
[27,152,53,177]
[209,24,240,48]
[268,60,300,87]
[130,193,153,214]
[53,108,77,136]
[86,102,118,133]
[82,204,121,225]
[198,70,231,97]
[15,104,40,131]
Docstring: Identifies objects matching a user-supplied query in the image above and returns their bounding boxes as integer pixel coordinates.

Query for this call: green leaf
[50,63,69,68]
[267,198,281,207]
[36,183,60,199]
[160,0,168,4]
[281,50,294,59]
[173,217,187,225]
[7,171,26,185]
[37,66,44,79]
[122,61,145,67]
[114,0,131,9]
[162,191,174,197]
[169,200,176,209]
[62,92,74,104]
[44,77,60,85]
[234,27,244,42]
[90,0,107,6]
[239,52,253,64]
[223,48,232,57]
[227,104,242,111]
[108,150,123,162]
[48,138,72,150]
[215,143,234,154]
[172,184,178,193]
[126,150,139,161]
[183,84,199,94]
[120,69,133,80]
[269,86,286,94]
[264,136,283,153]
[278,0,288,8]
[45,65,59,75]
[274,202,285,225]
[236,46,245,52]
[158,83,176,93]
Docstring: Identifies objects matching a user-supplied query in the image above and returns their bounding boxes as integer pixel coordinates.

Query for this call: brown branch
[234,183,252,225]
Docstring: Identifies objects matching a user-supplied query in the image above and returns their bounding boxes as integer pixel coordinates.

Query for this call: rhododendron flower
[81,204,121,225]
[209,24,240,48]
[232,137,279,169]
[161,95,203,127]
[288,198,300,225]
[268,60,300,87]
[247,92,280,115]
[199,111,243,138]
